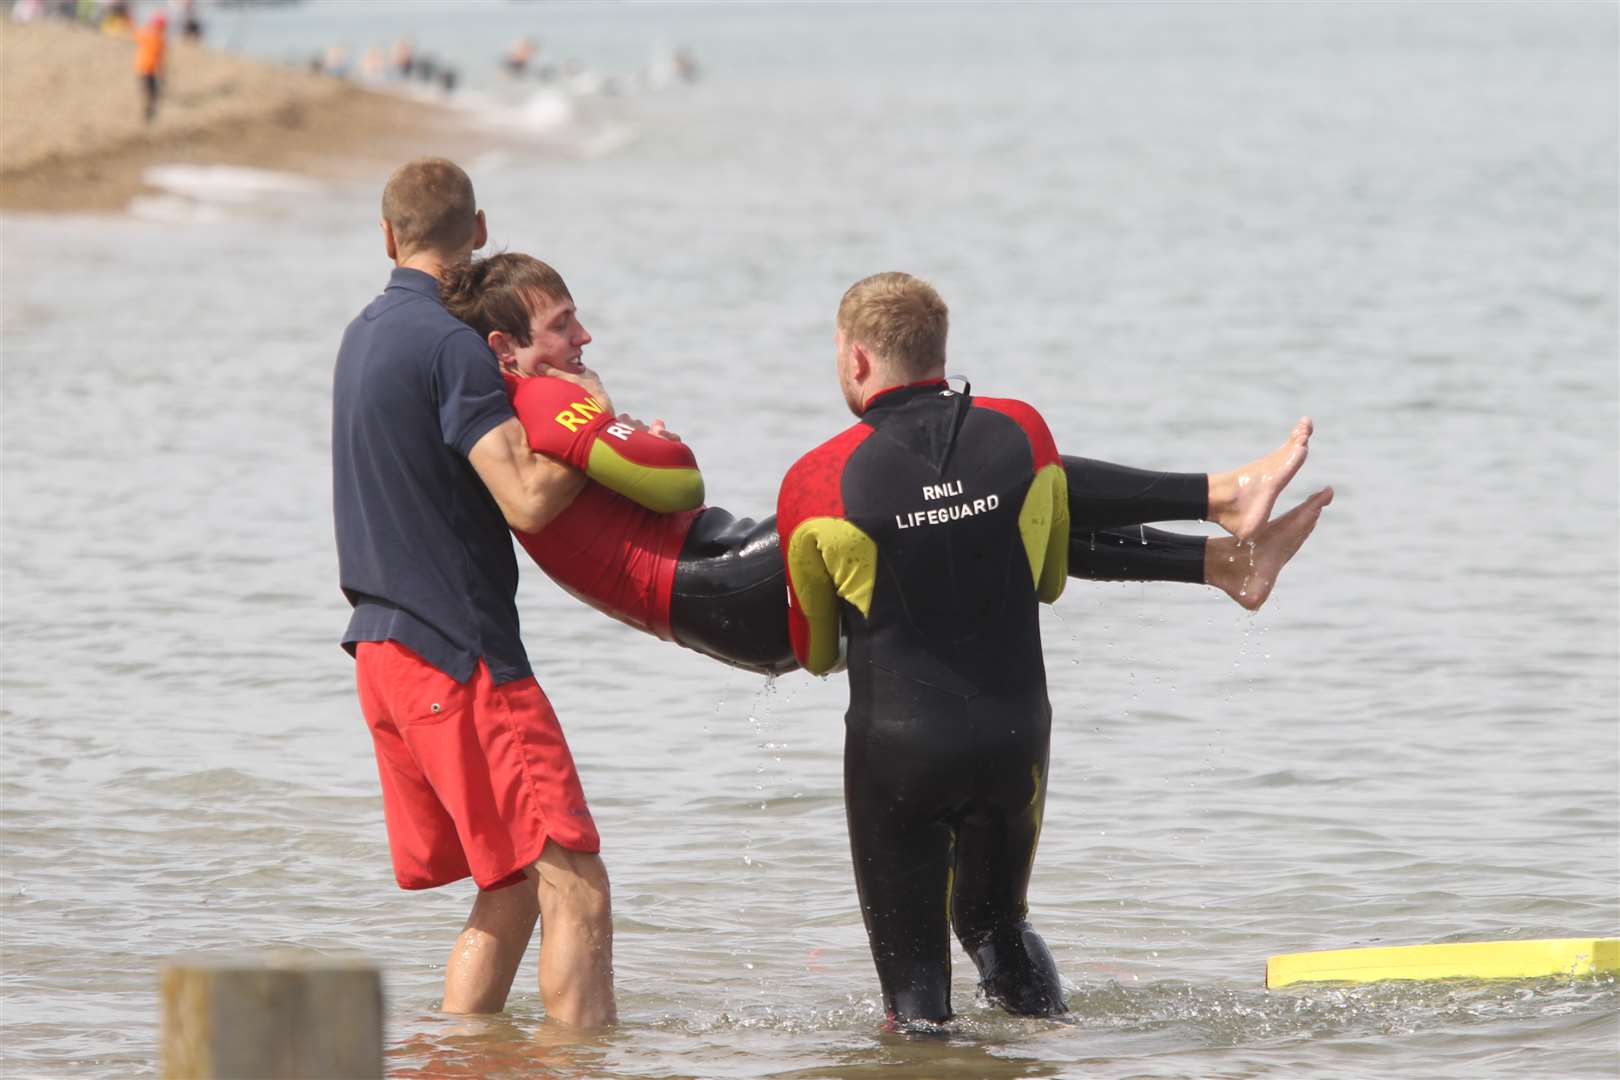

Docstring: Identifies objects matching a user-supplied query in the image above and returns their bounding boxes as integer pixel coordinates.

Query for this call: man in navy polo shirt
[333,158,616,1027]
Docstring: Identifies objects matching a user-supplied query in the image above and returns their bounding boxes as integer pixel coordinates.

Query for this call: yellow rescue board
[1265,937,1620,989]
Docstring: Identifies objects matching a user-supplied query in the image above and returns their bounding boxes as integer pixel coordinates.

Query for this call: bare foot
[1209,417,1313,541]
[1207,486,1333,610]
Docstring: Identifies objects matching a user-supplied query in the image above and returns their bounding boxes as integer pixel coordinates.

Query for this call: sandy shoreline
[1,20,484,213]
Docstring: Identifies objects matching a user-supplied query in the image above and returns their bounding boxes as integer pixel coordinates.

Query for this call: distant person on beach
[178,0,201,41]
[100,0,130,35]
[774,272,1328,1026]
[674,47,699,83]
[504,35,536,78]
[391,36,415,79]
[105,0,130,28]
[132,9,165,124]
[321,44,350,79]
[332,158,615,1027]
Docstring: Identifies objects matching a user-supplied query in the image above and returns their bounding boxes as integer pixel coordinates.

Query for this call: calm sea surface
[2,3,1616,1076]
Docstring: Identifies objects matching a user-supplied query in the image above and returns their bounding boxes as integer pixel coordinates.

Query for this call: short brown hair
[440,253,571,345]
[381,157,478,258]
[837,272,949,377]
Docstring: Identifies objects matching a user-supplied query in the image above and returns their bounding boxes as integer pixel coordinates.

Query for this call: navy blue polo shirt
[332,267,532,684]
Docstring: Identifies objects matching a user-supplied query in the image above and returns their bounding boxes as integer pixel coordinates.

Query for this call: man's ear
[850,341,873,384]
[487,329,512,363]
[380,218,398,262]
[472,210,488,252]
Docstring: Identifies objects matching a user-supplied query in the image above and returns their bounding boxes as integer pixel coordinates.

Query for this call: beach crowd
[8,0,700,127]
[313,34,699,99]
[10,0,200,38]
[10,0,200,123]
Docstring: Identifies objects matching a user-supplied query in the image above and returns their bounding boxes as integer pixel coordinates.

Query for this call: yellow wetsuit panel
[585,439,705,513]
[1017,462,1069,603]
[784,516,878,674]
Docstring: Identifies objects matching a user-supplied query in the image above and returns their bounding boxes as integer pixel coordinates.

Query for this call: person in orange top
[133,11,167,124]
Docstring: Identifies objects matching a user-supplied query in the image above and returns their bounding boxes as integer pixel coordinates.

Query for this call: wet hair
[837,272,949,377]
[380,157,478,258]
[439,252,571,346]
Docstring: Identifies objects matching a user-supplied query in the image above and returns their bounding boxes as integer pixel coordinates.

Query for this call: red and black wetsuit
[776,379,1077,1023]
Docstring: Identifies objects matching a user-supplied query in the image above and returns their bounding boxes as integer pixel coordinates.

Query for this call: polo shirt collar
[388,266,442,300]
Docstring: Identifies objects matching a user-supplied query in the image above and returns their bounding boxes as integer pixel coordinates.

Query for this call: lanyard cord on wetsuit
[936,375,973,478]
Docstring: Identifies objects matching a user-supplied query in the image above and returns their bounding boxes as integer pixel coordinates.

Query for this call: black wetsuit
[773,379,1181,1023]
[668,458,1207,678]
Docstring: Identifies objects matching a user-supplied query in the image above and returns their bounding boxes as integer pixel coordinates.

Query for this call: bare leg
[442,880,540,1014]
[1206,487,1333,610]
[534,842,616,1028]
[1207,418,1313,541]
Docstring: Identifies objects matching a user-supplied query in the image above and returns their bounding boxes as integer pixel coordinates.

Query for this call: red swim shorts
[354,640,600,891]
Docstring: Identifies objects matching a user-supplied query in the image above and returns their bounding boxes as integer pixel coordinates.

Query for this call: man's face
[508,293,591,378]
[835,325,863,416]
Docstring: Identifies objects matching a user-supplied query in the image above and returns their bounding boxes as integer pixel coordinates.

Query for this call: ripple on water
[366,974,1620,1079]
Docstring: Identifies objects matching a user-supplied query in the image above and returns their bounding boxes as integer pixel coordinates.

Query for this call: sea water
[2,3,1616,1076]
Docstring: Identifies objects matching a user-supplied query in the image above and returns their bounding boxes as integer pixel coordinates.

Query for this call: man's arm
[782,521,842,675]
[1037,464,1069,603]
[777,430,878,675]
[468,416,587,534]
[510,374,704,514]
[974,396,1069,603]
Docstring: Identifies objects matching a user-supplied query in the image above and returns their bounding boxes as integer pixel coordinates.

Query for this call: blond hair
[381,157,478,258]
[836,272,949,378]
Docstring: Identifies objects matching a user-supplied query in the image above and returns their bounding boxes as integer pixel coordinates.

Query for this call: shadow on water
[388,1011,617,1078]
[768,1038,1070,1080]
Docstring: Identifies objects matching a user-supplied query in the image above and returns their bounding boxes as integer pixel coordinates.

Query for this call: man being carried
[332,159,614,1026]
[441,252,1332,679]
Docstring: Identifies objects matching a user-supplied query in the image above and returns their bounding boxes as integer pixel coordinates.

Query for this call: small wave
[141,165,323,206]
[446,86,639,161]
[1251,769,1361,788]
[127,194,231,225]
[125,766,293,800]
[450,87,578,136]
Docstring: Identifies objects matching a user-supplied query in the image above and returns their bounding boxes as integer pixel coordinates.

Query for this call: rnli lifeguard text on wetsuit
[894,480,1001,529]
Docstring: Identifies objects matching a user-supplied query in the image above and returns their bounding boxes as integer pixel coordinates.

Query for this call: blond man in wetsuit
[775,273,1329,1025]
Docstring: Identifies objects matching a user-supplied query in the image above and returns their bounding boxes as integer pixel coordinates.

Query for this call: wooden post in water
[160,953,383,1078]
